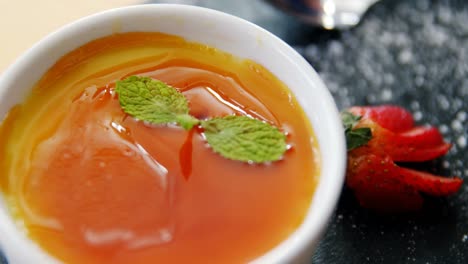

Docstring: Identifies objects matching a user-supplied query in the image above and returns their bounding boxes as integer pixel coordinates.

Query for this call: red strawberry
[355,118,451,162]
[348,105,414,132]
[343,105,463,212]
[346,152,424,212]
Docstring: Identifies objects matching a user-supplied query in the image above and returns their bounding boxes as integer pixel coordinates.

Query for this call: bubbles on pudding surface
[24,87,174,248]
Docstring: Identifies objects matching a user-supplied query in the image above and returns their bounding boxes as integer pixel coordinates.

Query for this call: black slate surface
[1,0,467,263]
[300,1,468,263]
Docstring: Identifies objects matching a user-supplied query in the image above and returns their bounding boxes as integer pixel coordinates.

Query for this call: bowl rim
[0,4,346,263]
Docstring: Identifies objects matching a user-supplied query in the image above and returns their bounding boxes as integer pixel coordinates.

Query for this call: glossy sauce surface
[0,33,320,263]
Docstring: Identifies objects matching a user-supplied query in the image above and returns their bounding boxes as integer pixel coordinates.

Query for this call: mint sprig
[115,76,287,163]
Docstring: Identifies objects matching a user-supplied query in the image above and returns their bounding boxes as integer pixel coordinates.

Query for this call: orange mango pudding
[0,32,320,263]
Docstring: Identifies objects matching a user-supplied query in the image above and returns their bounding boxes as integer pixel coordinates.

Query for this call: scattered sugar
[436,94,450,110]
[442,160,450,169]
[398,49,413,64]
[415,64,426,75]
[383,73,395,85]
[339,87,349,97]
[414,76,425,87]
[410,101,420,110]
[328,40,344,56]
[461,80,468,96]
[380,89,393,101]
[450,144,458,154]
[452,98,464,109]
[439,124,449,134]
[451,120,463,132]
[457,136,467,148]
[456,111,467,122]
[413,111,423,121]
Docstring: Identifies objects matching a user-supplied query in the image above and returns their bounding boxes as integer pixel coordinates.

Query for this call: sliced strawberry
[358,120,452,162]
[397,166,463,196]
[346,152,462,211]
[383,142,452,162]
[348,105,414,132]
[346,152,424,211]
[396,126,445,146]
[343,105,463,212]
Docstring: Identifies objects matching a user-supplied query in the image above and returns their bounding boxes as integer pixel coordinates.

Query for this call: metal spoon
[265,0,380,29]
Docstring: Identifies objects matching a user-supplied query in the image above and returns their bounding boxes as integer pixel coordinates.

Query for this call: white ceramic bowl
[0,4,346,264]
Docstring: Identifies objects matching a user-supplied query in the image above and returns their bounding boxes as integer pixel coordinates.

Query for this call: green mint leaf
[201,116,287,163]
[115,76,199,130]
[341,111,372,151]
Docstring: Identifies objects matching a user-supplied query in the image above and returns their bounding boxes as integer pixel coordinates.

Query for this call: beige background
[0,0,140,72]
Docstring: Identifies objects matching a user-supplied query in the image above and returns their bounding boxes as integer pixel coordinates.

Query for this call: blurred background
[1,0,467,263]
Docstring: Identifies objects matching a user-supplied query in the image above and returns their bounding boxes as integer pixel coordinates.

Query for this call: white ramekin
[0,4,346,264]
